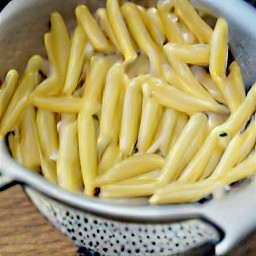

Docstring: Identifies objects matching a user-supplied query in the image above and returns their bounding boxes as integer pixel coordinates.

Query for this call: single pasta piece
[50,12,70,81]
[211,118,256,178]
[150,179,220,204]
[37,109,59,161]
[82,55,116,114]
[0,69,19,119]
[106,0,137,62]
[145,77,228,114]
[95,8,120,51]
[164,43,210,66]
[227,61,246,109]
[20,106,41,169]
[157,0,184,43]
[174,0,213,43]
[30,34,60,97]
[57,114,83,192]
[158,113,208,185]
[76,5,114,54]
[63,26,87,95]
[100,180,157,198]
[98,64,124,155]
[209,18,228,81]
[137,83,162,153]
[98,144,122,174]
[31,96,83,113]
[119,78,143,156]
[146,7,166,46]
[78,110,98,196]
[147,108,178,157]
[121,2,162,76]
[95,153,165,185]
[191,65,224,104]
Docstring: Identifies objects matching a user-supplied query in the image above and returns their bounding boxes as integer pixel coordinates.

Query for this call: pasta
[1,0,255,205]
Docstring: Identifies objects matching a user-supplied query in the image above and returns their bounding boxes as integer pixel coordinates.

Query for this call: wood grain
[0,185,255,255]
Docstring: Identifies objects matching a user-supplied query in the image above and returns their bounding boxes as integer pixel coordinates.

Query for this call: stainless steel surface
[0,0,255,255]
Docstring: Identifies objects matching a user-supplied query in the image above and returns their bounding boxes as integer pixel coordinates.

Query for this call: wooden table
[0,186,255,255]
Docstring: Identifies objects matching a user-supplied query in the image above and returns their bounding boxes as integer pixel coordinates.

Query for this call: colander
[0,0,256,255]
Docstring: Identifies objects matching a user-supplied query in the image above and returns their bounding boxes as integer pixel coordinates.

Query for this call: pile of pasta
[0,0,255,204]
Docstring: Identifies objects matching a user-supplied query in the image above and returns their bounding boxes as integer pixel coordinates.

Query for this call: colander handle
[201,178,256,255]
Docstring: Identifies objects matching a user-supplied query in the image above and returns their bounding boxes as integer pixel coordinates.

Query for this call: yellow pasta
[191,65,224,104]
[147,108,178,156]
[146,8,166,46]
[0,69,19,119]
[137,83,162,153]
[82,55,116,114]
[20,106,41,169]
[211,119,256,178]
[63,26,87,95]
[106,0,137,62]
[77,111,97,196]
[57,114,83,192]
[31,96,83,113]
[98,144,122,174]
[119,78,143,156]
[145,77,228,114]
[157,0,184,43]
[96,154,165,185]
[1,72,36,137]
[175,0,213,43]
[98,64,124,155]
[37,109,59,161]
[158,113,208,185]
[95,8,120,51]
[2,0,255,205]
[121,2,162,75]
[164,43,210,66]
[76,5,114,54]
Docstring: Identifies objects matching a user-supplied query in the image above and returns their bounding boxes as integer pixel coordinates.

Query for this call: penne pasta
[157,0,184,43]
[175,0,213,43]
[0,69,19,119]
[96,153,165,185]
[77,111,98,196]
[164,43,210,66]
[158,113,208,185]
[98,64,124,155]
[37,109,59,161]
[20,106,41,169]
[63,26,87,95]
[121,2,162,75]
[106,0,137,62]
[98,144,122,174]
[76,5,114,54]
[57,114,83,192]
[147,108,178,156]
[119,78,143,156]
[137,83,162,153]
[31,96,83,113]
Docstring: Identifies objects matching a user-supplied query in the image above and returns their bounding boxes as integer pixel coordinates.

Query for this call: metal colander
[0,0,256,255]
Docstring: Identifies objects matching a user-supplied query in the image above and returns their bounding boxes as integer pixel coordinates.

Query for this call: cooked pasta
[1,0,255,204]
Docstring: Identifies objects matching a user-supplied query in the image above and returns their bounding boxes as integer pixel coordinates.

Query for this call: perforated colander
[0,0,256,255]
